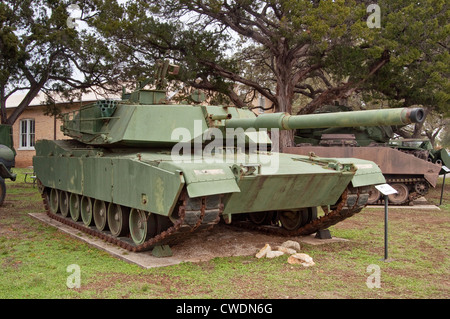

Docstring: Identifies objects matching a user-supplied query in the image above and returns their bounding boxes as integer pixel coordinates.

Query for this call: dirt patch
[168,223,299,262]
[30,212,321,268]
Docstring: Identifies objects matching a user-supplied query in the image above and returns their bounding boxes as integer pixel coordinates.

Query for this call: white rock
[287,253,315,267]
[281,240,301,252]
[266,250,284,258]
[255,243,271,259]
[276,246,297,255]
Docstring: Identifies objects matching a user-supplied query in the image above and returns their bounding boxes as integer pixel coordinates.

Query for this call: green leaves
[0,0,123,124]
[362,0,450,114]
[3,0,447,124]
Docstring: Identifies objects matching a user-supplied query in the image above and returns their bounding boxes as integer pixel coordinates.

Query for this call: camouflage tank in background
[285,105,443,205]
[32,62,424,255]
[0,125,17,206]
[388,138,450,175]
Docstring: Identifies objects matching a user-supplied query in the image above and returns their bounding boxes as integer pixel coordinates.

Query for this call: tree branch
[201,59,277,105]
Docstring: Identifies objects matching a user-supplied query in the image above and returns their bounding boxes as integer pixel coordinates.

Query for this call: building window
[19,119,35,150]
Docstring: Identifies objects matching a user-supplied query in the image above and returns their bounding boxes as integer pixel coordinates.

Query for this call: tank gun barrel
[225,108,424,130]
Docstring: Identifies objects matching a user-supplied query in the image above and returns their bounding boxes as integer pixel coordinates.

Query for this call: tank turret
[60,87,424,148]
[33,62,425,255]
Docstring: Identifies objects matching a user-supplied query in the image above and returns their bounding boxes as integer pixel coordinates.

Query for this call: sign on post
[375,184,398,196]
[440,166,449,206]
[375,184,397,262]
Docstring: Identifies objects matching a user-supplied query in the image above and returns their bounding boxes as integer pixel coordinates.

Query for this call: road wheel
[388,183,409,205]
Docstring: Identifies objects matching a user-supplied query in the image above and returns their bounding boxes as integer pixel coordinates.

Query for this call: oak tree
[100,0,447,147]
[0,0,120,125]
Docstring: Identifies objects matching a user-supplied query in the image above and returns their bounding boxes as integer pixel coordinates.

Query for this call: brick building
[6,103,76,167]
[5,90,108,167]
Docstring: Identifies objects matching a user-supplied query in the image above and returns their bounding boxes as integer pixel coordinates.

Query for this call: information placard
[375,184,397,196]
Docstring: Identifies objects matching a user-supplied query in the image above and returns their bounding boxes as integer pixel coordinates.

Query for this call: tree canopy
[0,0,120,124]
[97,0,449,111]
[92,0,448,146]
[2,0,448,147]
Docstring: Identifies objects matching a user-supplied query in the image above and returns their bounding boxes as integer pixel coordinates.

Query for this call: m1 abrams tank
[32,63,424,254]
[0,125,17,206]
[285,105,442,205]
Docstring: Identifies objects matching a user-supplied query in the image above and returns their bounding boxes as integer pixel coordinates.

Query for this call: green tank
[32,63,424,254]
[287,105,444,205]
[0,125,17,206]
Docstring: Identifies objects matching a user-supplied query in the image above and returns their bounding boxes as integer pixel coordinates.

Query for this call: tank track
[229,186,370,237]
[39,186,222,252]
[369,177,428,206]
[39,183,369,251]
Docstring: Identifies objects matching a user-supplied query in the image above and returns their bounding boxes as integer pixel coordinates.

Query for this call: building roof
[6,87,121,108]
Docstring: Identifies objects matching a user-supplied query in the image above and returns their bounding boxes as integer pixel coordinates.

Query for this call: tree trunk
[274,49,296,148]
[275,82,295,148]
[278,130,294,150]
[0,103,7,125]
[5,82,44,125]
[276,85,295,149]
[0,85,7,124]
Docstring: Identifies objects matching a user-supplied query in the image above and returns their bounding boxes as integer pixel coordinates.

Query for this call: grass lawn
[1,168,449,300]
